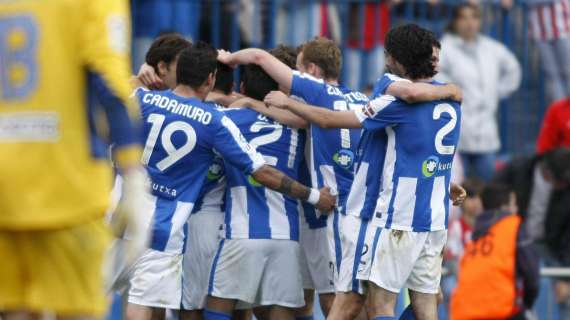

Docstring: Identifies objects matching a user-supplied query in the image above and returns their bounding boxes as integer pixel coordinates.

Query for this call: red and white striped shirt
[529,0,570,41]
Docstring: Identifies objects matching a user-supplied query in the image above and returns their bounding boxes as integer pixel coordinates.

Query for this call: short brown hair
[270,44,297,69]
[300,37,342,79]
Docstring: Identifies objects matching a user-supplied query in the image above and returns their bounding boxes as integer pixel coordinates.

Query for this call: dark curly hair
[385,24,440,80]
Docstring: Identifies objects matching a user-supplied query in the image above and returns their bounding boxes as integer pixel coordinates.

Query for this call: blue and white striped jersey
[192,102,228,215]
[346,73,410,220]
[353,84,461,232]
[136,89,265,253]
[222,108,306,241]
[191,156,225,214]
[290,71,368,215]
[299,156,327,229]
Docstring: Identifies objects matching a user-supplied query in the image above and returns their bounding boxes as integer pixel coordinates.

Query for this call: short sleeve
[370,73,412,99]
[290,71,325,103]
[353,95,406,132]
[212,115,265,175]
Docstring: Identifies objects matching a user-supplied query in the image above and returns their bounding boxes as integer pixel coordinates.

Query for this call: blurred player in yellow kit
[0,0,149,319]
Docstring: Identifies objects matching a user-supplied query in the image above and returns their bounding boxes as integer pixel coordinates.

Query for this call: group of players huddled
[115,24,466,320]
[0,1,466,320]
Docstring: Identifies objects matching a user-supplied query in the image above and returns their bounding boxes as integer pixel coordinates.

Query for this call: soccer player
[126,42,335,320]
[130,36,246,320]
[205,62,307,320]
[264,24,464,320]
[0,0,146,319]
[180,63,242,320]
[231,44,333,320]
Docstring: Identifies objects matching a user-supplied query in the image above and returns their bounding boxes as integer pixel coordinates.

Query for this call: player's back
[0,0,135,229]
[371,92,461,232]
[222,108,306,241]
[290,71,368,211]
[137,89,223,203]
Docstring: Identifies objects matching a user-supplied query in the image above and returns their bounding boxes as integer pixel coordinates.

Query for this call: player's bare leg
[327,292,366,320]
[3,311,41,320]
[232,309,252,320]
[318,293,335,317]
[252,306,270,320]
[297,290,334,317]
[409,290,437,320]
[181,309,250,320]
[294,289,315,318]
[270,306,295,320]
[365,282,398,319]
[180,310,202,320]
[126,303,164,320]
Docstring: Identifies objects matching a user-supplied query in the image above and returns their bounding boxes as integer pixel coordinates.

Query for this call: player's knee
[340,294,364,319]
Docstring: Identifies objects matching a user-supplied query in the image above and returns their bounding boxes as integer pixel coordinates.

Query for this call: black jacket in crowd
[493,155,570,265]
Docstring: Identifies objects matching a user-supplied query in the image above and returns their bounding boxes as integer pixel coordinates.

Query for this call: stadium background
[110,0,560,319]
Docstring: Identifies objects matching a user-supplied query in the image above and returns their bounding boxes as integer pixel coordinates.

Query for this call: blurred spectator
[344,1,391,89]
[445,178,485,265]
[441,178,485,319]
[437,3,521,181]
[274,1,341,47]
[450,183,539,320]
[527,0,570,103]
[536,97,570,153]
[494,148,570,318]
[132,0,200,68]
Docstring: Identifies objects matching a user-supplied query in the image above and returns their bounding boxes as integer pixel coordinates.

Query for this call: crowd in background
[130,0,570,318]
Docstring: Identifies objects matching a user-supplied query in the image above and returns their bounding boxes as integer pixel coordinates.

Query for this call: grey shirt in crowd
[526,166,553,241]
[437,33,521,153]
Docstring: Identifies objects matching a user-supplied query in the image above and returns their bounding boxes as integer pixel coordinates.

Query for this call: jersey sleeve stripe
[220,116,265,172]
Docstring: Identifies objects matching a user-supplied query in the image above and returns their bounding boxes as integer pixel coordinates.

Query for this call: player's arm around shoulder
[230,96,308,129]
[264,91,361,129]
[387,81,462,103]
[217,48,293,94]
[251,165,336,213]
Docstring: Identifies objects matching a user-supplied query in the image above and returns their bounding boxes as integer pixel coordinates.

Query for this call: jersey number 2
[433,103,458,155]
[141,113,197,171]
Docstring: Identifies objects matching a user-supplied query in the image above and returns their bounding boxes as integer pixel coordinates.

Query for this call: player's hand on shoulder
[450,183,467,206]
[137,63,164,90]
[264,90,289,109]
[315,187,337,213]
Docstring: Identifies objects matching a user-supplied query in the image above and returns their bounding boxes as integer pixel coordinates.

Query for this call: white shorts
[299,225,335,294]
[208,238,304,308]
[336,214,373,294]
[182,211,224,310]
[357,228,447,294]
[127,249,183,309]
